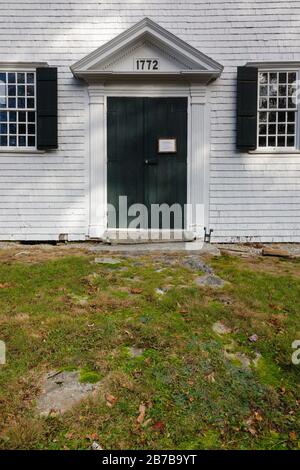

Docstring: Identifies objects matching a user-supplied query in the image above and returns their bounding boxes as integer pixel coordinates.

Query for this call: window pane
[28,112,35,122]
[268,124,276,135]
[8,73,15,83]
[279,85,286,96]
[9,111,16,122]
[0,135,7,146]
[8,98,16,108]
[17,85,25,96]
[260,98,268,108]
[0,123,7,133]
[269,84,277,96]
[279,98,287,108]
[17,73,25,84]
[259,136,267,147]
[9,123,16,134]
[0,111,7,122]
[277,136,285,146]
[9,135,16,146]
[18,135,26,146]
[260,85,267,96]
[268,112,276,122]
[0,97,6,108]
[8,85,16,96]
[28,135,35,147]
[268,136,276,146]
[288,72,296,83]
[27,98,34,108]
[279,72,287,83]
[27,73,34,84]
[19,111,26,122]
[259,112,267,122]
[18,123,26,134]
[0,73,6,85]
[28,124,35,134]
[270,73,277,84]
[259,72,268,84]
[287,136,295,146]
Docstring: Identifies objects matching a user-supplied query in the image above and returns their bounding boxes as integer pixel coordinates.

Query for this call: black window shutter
[236,66,258,150]
[36,67,58,150]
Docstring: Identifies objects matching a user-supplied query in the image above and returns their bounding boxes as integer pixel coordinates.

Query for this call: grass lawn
[0,245,300,450]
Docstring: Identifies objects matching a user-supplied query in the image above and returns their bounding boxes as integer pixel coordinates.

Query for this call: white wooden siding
[0,1,300,241]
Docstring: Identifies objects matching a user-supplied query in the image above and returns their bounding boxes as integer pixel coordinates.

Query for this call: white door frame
[87,81,210,240]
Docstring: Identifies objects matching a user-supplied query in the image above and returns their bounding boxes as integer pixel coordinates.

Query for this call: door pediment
[71,18,223,83]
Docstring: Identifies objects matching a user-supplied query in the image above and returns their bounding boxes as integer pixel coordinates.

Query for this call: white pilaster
[88,84,106,238]
[188,84,209,239]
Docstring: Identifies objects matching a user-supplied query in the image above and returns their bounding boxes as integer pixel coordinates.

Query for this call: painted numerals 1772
[135,59,159,71]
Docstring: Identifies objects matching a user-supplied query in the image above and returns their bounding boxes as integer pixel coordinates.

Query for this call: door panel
[144,98,187,229]
[107,98,144,227]
[107,97,187,229]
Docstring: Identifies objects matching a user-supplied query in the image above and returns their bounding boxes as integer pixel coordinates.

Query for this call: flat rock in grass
[213,321,232,335]
[224,351,251,370]
[195,274,225,288]
[94,257,122,265]
[182,257,213,274]
[262,247,291,258]
[36,371,100,416]
[128,346,144,358]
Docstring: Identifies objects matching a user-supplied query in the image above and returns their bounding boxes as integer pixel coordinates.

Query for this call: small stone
[94,257,122,265]
[248,334,258,342]
[195,274,225,288]
[128,346,144,358]
[92,441,103,450]
[155,288,166,296]
[182,257,213,274]
[213,321,232,335]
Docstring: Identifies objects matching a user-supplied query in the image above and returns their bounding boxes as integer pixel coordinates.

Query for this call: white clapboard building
[0,1,300,243]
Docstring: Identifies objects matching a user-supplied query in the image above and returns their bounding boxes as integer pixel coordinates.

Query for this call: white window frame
[246,62,300,154]
[257,68,299,152]
[0,62,47,154]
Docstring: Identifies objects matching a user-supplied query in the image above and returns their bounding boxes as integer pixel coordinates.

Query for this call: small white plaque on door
[158,138,177,154]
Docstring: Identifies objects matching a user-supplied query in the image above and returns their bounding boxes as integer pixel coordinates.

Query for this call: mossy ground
[0,246,299,450]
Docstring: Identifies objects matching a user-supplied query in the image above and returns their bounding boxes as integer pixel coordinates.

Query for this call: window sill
[249,149,300,154]
[0,148,45,154]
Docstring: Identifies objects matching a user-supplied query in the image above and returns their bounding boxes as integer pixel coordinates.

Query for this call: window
[257,71,297,149]
[0,71,36,149]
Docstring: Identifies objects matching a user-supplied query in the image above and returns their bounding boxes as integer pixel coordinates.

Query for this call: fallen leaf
[105,393,118,407]
[289,431,297,441]
[254,411,263,422]
[136,403,146,424]
[205,372,216,383]
[130,287,143,294]
[0,283,11,289]
[248,427,257,436]
[151,421,165,432]
[86,433,99,441]
[142,418,152,428]
[248,334,258,342]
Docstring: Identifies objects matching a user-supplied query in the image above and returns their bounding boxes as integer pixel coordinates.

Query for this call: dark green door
[107,97,187,229]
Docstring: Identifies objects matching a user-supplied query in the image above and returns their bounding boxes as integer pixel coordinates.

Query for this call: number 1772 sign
[135,58,159,71]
